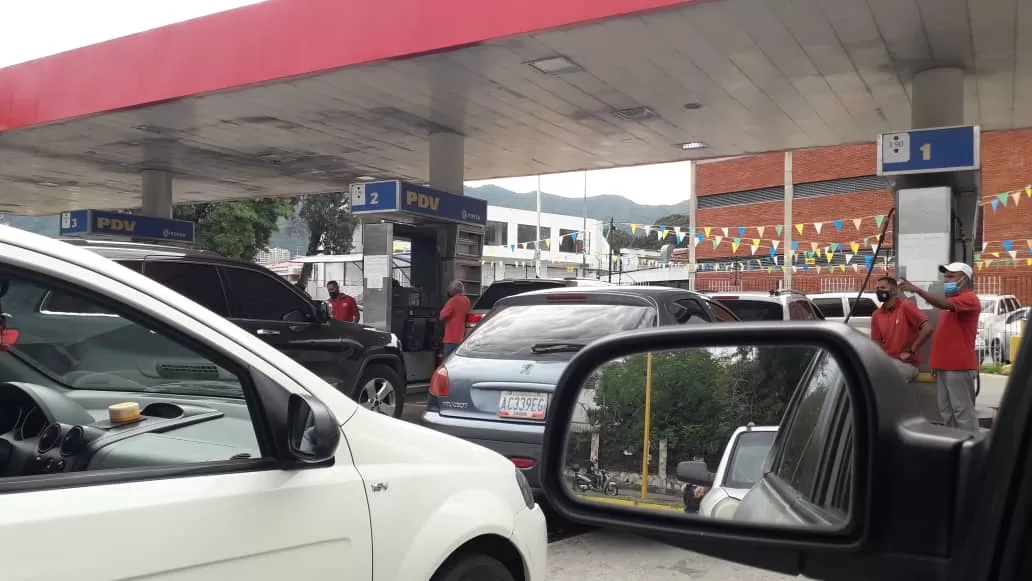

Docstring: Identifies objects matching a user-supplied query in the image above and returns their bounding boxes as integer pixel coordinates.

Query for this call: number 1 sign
[877,125,980,176]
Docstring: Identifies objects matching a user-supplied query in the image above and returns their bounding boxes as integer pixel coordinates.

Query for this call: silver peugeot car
[420,285,740,492]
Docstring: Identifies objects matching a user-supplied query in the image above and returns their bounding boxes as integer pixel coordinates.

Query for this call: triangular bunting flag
[737,226,746,237]
[997,192,1009,206]
[750,242,759,255]
[874,215,885,228]
[814,222,824,234]
[772,240,781,251]
[1009,250,1017,260]
[833,219,843,232]
[1012,192,1022,206]
[731,240,741,253]
[992,199,1000,212]
[775,225,784,236]
[853,218,862,230]
[795,224,804,235]
[850,242,860,254]
[757,226,766,237]
[704,227,712,238]
[712,236,723,249]
[630,224,638,234]
[544,238,551,247]
[845,253,854,264]
[721,227,729,237]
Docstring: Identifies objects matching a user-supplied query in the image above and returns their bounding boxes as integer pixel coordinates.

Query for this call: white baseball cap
[939,262,973,279]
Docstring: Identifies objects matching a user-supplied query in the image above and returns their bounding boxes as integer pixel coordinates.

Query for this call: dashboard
[0,382,261,477]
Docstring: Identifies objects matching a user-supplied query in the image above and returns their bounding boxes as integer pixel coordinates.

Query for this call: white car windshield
[724,430,777,489]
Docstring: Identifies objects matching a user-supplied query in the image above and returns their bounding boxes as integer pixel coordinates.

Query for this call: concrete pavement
[546,530,791,581]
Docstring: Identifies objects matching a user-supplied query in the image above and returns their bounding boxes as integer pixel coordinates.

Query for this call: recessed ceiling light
[356,176,376,181]
[527,56,582,74]
[614,106,657,121]
[683,103,703,110]
[679,141,708,150]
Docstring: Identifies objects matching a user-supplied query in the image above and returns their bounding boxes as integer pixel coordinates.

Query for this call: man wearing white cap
[899,262,981,431]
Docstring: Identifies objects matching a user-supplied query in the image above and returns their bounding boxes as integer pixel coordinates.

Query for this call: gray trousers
[936,370,979,431]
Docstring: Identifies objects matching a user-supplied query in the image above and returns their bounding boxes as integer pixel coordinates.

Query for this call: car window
[723,430,777,489]
[1007,297,1020,312]
[39,289,119,316]
[980,299,995,313]
[2,277,250,400]
[715,299,784,321]
[848,298,878,317]
[457,302,655,360]
[771,351,847,499]
[812,298,845,318]
[219,266,312,322]
[136,261,230,317]
[706,300,739,322]
[472,281,566,310]
[670,298,710,324]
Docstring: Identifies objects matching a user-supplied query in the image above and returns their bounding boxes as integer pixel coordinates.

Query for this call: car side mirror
[539,322,987,581]
[675,460,713,486]
[312,300,330,323]
[286,393,340,464]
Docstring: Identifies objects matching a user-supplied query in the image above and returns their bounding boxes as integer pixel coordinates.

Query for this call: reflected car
[678,425,779,519]
[422,286,740,493]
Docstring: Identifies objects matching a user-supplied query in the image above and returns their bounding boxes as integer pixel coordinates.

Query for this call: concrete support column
[428,132,465,195]
[911,67,964,129]
[141,169,173,219]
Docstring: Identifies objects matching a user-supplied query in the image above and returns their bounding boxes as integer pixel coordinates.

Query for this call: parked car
[0,226,546,581]
[465,277,615,335]
[982,306,1030,364]
[677,424,779,519]
[703,289,824,322]
[809,291,881,335]
[422,285,739,493]
[58,239,408,418]
[978,293,1023,360]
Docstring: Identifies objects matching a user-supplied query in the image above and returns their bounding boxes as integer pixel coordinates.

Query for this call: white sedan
[0,226,546,581]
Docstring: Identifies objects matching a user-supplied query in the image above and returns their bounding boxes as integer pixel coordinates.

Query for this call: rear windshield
[472,281,566,310]
[456,303,656,360]
[716,299,784,321]
[724,430,777,489]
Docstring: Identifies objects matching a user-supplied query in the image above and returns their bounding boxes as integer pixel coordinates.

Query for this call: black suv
[58,239,407,417]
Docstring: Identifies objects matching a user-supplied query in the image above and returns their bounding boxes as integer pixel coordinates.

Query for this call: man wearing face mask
[899,263,981,430]
[325,280,360,323]
[871,277,933,382]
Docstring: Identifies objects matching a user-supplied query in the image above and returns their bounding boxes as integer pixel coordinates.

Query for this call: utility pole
[582,171,588,275]
[607,217,616,283]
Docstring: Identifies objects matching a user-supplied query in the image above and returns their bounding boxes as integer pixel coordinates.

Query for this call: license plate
[498,391,549,420]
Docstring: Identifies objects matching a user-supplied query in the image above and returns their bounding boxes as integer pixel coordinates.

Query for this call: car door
[0,247,371,581]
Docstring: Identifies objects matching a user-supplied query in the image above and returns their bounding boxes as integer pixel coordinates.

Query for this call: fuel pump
[350,180,487,387]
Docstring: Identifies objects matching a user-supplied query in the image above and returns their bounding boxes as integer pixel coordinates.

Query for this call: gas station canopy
[1,0,1028,215]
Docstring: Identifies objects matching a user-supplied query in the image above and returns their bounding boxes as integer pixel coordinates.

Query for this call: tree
[291,193,359,288]
[587,349,734,472]
[173,198,294,260]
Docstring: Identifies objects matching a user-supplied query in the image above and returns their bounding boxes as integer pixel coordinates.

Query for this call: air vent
[156,363,220,380]
[613,106,657,121]
[38,423,62,453]
[60,426,84,456]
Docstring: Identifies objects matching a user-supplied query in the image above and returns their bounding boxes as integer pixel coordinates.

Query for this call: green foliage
[173,198,294,260]
[291,193,359,287]
[585,346,817,474]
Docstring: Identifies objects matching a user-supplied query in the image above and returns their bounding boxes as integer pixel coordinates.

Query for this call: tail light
[429,365,450,397]
[510,457,536,469]
[466,312,484,327]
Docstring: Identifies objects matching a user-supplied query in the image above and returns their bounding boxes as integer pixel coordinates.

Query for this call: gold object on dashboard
[108,402,141,424]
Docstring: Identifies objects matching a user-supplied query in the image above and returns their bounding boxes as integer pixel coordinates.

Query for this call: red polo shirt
[328,294,359,323]
[871,298,928,365]
[440,294,471,344]
[928,289,981,371]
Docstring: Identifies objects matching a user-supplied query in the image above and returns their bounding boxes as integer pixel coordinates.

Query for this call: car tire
[354,364,405,419]
[431,553,516,581]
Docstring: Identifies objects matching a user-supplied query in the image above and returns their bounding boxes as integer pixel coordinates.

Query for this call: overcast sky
[4,1,693,206]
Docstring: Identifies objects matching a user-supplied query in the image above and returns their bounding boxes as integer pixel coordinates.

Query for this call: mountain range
[0,184,682,252]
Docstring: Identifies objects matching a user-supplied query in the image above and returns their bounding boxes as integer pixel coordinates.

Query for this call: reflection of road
[547,530,791,581]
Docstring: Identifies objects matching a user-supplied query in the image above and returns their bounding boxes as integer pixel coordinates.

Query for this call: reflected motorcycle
[574,468,619,496]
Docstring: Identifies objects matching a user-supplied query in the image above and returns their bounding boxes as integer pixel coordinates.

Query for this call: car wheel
[431,553,516,581]
[354,364,405,418]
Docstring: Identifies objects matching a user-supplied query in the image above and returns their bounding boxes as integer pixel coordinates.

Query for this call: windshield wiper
[530,342,587,354]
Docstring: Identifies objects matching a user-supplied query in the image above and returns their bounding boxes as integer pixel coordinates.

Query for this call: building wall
[681,130,1032,302]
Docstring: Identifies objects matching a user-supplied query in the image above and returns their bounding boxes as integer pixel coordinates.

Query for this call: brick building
[656,129,1032,302]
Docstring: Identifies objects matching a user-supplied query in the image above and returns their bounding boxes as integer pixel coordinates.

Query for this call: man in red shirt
[871,276,933,382]
[900,263,981,431]
[439,280,471,359]
[325,280,359,323]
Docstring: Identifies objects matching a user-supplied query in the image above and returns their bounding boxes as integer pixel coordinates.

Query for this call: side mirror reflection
[561,343,855,531]
[287,393,340,464]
